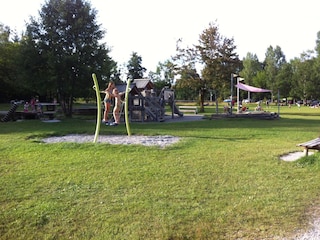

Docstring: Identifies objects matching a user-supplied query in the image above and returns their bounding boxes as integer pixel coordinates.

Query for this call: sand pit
[42,134,181,148]
[280,151,314,162]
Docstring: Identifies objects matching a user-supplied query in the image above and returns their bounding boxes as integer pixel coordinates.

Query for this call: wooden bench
[36,103,59,120]
[297,137,320,156]
[178,106,198,114]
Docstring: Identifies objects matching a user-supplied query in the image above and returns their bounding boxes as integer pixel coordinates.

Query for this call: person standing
[109,88,125,126]
[102,81,115,123]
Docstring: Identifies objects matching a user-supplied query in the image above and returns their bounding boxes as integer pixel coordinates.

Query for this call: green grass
[1,104,320,239]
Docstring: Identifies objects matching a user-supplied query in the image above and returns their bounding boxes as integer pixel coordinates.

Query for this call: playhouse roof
[115,84,139,95]
[133,79,154,90]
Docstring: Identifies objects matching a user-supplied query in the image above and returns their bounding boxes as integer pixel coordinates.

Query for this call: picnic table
[35,103,59,119]
[297,137,320,156]
[18,102,59,120]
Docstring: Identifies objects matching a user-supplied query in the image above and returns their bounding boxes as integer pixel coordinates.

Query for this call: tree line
[1,0,320,116]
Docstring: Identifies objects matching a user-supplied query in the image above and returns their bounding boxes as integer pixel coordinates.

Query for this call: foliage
[240,53,262,86]
[239,53,262,101]
[290,56,317,102]
[0,24,23,101]
[22,0,116,117]
[275,62,293,98]
[173,22,241,110]
[172,39,201,100]
[126,52,146,80]
[264,45,287,96]
[174,67,201,100]
[240,37,320,103]
[197,22,241,98]
[148,60,175,93]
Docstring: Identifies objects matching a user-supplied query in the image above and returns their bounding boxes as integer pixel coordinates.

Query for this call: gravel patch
[296,219,320,239]
[280,151,314,162]
[42,134,181,148]
[285,218,320,240]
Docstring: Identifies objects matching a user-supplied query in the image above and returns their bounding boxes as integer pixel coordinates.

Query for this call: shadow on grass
[282,112,320,117]
[1,115,320,138]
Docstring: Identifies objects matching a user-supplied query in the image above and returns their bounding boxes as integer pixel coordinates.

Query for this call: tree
[172,22,241,111]
[0,24,22,101]
[239,52,262,101]
[126,52,146,80]
[196,22,241,109]
[251,70,269,101]
[173,38,203,102]
[148,60,175,93]
[263,45,286,97]
[275,62,293,100]
[174,67,201,100]
[290,56,316,104]
[23,0,115,117]
[315,31,320,56]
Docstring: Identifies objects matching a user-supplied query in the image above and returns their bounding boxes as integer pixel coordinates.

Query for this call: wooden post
[304,147,309,157]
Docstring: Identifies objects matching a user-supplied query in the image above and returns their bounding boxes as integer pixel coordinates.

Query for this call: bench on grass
[297,137,320,156]
[178,106,198,114]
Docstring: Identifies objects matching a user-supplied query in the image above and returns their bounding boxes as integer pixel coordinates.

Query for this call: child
[109,88,125,126]
[23,102,29,112]
[102,81,115,123]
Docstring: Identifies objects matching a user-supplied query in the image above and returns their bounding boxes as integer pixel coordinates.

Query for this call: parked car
[242,99,251,104]
[310,100,319,107]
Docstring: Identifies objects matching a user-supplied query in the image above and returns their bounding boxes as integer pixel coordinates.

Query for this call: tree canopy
[173,22,241,111]
[22,0,116,116]
[126,52,146,80]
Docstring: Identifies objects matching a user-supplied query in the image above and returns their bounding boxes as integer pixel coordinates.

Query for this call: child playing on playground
[102,81,115,123]
[109,88,125,126]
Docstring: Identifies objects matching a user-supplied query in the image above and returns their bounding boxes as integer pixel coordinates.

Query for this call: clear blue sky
[1,0,319,73]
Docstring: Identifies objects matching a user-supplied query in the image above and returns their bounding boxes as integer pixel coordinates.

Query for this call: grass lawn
[1,103,320,239]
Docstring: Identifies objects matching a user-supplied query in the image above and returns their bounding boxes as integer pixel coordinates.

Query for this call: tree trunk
[59,94,73,117]
[199,89,205,112]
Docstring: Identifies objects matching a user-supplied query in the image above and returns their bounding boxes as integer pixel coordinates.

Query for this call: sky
[0,0,319,73]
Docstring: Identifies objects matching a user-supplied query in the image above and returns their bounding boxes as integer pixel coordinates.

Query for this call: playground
[0,76,189,124]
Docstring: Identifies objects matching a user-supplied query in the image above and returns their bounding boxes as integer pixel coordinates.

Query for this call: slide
[170,102,183,117]
[161,87,183,117]
[1,102,19,122]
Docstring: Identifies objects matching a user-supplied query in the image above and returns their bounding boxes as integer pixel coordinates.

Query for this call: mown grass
[1,104,320,239]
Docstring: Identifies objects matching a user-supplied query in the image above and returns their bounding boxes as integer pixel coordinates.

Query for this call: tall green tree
[174,67,201,100]
[275,62,293,100]
[264,45,286,97]
[196,22,241,109]
[173,22,241,110]
[0,24,22,101]
[239,52,262,100]
[23,0,115,117]
[173,38,202,102]
[290,56,316,104]
[126,52,146,80]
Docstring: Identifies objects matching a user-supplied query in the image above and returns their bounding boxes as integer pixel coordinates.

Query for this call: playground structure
[0,100,20,122]
[113,79,183,122]
[0,79,184,123]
